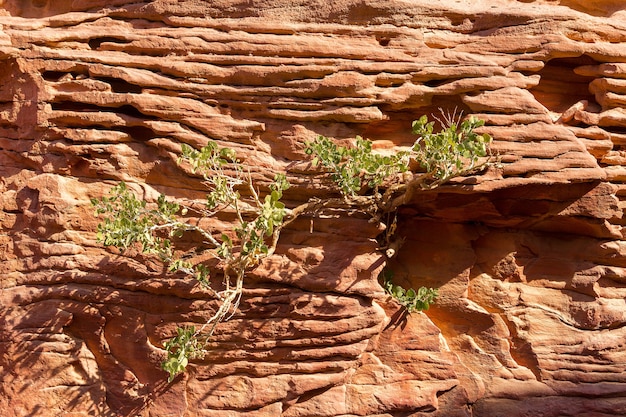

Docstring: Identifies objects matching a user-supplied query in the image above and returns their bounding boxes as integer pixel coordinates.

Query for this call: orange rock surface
[2,1,626,416]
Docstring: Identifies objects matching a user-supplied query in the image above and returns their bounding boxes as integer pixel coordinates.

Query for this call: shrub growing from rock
[92,113,492,381]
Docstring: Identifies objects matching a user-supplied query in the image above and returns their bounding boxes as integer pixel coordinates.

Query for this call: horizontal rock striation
[2,0,626,416]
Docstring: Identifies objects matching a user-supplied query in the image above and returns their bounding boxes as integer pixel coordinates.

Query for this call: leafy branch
[92,142,289,382]
[412,113,491,185]
[305,113,491,213]
[305,136,410,196]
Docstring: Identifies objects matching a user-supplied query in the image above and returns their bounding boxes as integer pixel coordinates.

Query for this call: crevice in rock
[93,77,143,94]
[529,55,600,115]
[117,125,158,142]
[499,312,543,382]
[50,101,101,113]
[42,70,84,82]
[292,383,336,406]
[88,37,132,50]
[423,78,459,88]
[50,102,148,120]
[376,36,391,47]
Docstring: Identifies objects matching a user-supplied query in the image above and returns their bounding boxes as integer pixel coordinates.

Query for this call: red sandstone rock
[2,1,626,416]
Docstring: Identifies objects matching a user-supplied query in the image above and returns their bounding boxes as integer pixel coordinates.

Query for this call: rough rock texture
[2,1,626,416]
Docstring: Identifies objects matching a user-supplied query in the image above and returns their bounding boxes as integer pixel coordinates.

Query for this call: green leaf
[406,288,416,299]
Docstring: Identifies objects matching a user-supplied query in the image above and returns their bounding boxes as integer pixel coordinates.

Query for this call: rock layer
[2,1,626,416]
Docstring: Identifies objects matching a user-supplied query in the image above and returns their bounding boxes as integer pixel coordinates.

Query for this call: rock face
[2,1,626,416]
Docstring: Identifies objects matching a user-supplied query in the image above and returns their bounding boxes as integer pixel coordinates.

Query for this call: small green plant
[381,269,438,313]
[306,112,491,212]
[161,326,204,382]
[411,113,491,185]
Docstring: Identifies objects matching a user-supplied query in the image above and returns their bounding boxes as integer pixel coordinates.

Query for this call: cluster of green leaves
[162,326,204,382]
[380,269,438,313]
[305,135,410,196]
[91,183,183,262]
[91,182,214,287]
[218,176,288,269]
[306,114,491,199]
[411,114,491,183]
[92,140,290,382]
[180,142,240,212]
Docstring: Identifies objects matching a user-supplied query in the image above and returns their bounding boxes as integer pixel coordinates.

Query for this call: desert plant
[380,269,438,312]
[92,112,492,381]
[92,142,289,382]
[305,111,491,312]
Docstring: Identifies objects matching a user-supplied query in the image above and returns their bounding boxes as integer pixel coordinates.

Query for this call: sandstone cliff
[2,1,626,416]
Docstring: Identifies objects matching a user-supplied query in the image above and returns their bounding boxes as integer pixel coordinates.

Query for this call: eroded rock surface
[2,1,626,416]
